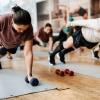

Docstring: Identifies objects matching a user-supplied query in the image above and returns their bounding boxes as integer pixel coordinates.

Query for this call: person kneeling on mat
[0,6,39,86]
[49,18,100,64]
[33,23,54,53]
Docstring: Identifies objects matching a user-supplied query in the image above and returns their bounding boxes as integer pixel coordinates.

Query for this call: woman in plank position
[49,18,100,65]
[0,6,39,86]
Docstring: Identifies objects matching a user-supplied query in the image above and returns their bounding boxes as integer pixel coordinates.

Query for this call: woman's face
[12,22,29,33]
[44,26,52,34]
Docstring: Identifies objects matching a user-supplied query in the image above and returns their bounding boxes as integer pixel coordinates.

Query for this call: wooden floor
[2,46,100,100]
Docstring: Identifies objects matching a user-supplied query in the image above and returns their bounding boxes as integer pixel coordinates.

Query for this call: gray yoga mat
[0,69,56,99]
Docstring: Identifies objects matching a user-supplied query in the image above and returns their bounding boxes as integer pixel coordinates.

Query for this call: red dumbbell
[55,69,65,77]
[55,69,60,75]
[64,69,74,76]
[60,71,65,77]
[69,71,74,76]
[64,69,70,74]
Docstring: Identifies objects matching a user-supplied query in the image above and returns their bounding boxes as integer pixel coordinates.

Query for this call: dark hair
[12,6,31,25]
[77,7,87,16]
[45,23,52,27]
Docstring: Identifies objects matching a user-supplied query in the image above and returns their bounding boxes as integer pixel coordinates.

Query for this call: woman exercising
[0,6,39,86]
[33,23,53,52]
[49,18,100,64]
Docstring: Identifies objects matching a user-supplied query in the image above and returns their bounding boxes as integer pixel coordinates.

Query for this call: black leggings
[53,29,68,44]
[60,29,98,56]
[0,47,18,56]
[72,29,98,49]
[51,29,98,60]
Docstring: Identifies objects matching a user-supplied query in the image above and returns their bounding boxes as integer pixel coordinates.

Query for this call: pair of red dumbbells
[55,68,74,77]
